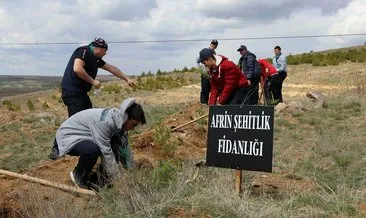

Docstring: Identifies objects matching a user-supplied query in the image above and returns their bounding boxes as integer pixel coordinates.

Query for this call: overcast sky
[0,0,365,76]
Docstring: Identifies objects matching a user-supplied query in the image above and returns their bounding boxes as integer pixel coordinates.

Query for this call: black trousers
[67,140,101,183]
[246,76,261,105]
[62,89,92,118]
[224,87,249,105]
[200,75,211,104]
[264,71,287,104]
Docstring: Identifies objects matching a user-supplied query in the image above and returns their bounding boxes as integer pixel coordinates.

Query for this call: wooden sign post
[235,170,242,195]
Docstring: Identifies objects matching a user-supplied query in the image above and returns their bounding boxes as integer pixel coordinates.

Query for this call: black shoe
[70,170,90,190]
[48,146,60,160]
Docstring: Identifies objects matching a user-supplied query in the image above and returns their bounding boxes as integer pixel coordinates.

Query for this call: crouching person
[197,48,251,105]
[55,98,146,190]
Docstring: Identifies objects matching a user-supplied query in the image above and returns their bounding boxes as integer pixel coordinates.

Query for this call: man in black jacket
[237,45,262,105]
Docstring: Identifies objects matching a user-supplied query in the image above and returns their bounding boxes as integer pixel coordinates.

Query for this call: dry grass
[1,62,366,217]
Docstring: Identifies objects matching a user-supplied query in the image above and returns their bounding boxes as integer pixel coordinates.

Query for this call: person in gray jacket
[55,98,146,189]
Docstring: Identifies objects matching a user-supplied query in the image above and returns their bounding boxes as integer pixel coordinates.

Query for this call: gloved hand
[111,131,134,170]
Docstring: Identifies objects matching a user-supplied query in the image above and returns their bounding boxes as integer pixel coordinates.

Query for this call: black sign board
[205,105,274,172]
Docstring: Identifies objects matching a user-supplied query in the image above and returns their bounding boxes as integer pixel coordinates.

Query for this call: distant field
[0,75,61,98]
[0,75,119,99]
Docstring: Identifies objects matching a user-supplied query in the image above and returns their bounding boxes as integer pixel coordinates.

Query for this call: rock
[275,103,288,114]
[306,90,328,109]
[93,89,103,96]
[288,101,307,111]
[35,112,53,118]
[306,90,325,100]
[316,99,328,109]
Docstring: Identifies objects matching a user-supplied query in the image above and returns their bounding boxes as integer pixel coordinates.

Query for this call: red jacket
[258,59,278,80]
[258,59,278,88]
[208,55,250,105]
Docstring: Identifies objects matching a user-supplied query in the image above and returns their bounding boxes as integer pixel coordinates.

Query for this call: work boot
[48,145,60,160]
[70,170,90,190]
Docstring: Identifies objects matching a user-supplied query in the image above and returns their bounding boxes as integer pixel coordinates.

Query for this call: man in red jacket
[258,59,280,105]
[197,48,251,105]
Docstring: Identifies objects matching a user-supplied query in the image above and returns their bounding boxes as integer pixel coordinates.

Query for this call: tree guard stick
[0,169,97,197]
[171,113,209,132]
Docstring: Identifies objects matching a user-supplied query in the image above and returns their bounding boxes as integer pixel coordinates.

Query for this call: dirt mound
[0,157,82,217]
[133,103,208,163]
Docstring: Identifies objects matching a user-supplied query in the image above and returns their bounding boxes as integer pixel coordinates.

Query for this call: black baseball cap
[197,48,215,63]
[91,38,108,50]
[237,45,247,51]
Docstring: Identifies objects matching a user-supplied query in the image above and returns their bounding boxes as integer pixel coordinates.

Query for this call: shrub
[27,99,35,111]
[152,160,177,188]
[182,66,189,72]
[287,48,366,66]
[2,100,20,111]
[42,102,49,109]
[153,125,171,147]
[103,84,121,94]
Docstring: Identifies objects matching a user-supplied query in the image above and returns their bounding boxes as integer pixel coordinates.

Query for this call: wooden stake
[0,169,97,197]
[171,113,209,132]
[235,170,242,195]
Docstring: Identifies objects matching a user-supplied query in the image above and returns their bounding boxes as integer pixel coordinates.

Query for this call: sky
[0,0,365,76]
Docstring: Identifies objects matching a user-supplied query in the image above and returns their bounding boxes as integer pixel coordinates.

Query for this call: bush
[154,125,171,147]
[27,99,35,111]
[42,102,49,109]
[152,160,177,188]
[103,84,121,94]
[287,48,366,66]
[2,100,20,111]
[182,66,189,72]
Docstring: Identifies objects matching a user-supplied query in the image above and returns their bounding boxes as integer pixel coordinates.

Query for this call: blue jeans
[68,140,101,183]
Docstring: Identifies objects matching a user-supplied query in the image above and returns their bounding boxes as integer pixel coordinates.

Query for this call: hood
[215,55,228,78]
[110,98,136,131]
[215,54,226,66]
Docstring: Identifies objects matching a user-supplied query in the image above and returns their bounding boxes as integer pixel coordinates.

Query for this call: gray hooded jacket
[56,98,136,179]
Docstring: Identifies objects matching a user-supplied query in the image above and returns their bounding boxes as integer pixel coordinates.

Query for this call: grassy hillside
[287,45,366,66]
[0,46,366,217]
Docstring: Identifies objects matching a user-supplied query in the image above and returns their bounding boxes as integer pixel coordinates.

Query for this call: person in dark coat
[237,45,262,105]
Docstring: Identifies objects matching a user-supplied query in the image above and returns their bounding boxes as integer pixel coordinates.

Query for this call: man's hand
[92,80,101,89]
[126,78,136,88]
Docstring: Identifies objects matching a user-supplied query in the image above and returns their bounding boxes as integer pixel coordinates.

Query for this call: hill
[0,74,126,99]
[287,45,366,66]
